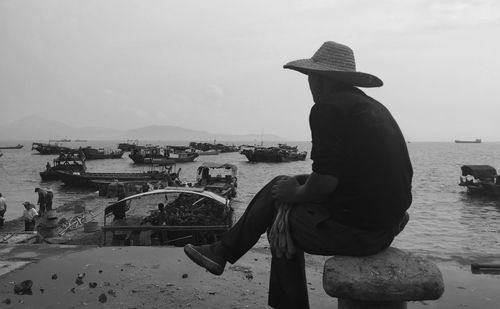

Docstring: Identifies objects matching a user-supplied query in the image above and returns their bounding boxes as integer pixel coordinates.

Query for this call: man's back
[310,87,413,229]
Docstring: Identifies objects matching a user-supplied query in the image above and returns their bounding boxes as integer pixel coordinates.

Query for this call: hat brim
[283,59,383,88]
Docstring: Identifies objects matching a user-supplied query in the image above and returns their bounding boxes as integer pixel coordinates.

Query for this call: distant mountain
[0,116,285,142]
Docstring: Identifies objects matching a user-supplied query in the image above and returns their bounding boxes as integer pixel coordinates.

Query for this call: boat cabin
[194,162,238,198]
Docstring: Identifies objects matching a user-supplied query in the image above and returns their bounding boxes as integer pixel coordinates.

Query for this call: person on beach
[35,187,48,216]
[183,41,413,309]
[22,201,38,231]
[0,193,6,228]
[46,190,54,211]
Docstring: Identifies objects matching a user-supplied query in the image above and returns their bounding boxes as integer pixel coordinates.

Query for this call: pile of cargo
[164,193,229,226]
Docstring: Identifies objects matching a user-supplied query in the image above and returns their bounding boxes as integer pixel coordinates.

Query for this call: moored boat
[40,152,86,181]
[240,143,307,163]
[0,144,24,149]
[455,139,482,143]
[129,145,199,164]
[118,140,139,151]
[80,146,124,160]
[56,162,177,188]
[459,165,500,195]
[32,142,73,155]
[102,188,233,246]
[57,170,174,188]
[193,162,238,198]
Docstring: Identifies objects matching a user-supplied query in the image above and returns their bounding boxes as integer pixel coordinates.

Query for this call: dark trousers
[24,220,35,231]
[221,176,405,309]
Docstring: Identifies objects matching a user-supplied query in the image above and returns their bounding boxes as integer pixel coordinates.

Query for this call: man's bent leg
[220,176,281,263]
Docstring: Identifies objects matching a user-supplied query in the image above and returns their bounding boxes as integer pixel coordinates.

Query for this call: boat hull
[56,171,172,188]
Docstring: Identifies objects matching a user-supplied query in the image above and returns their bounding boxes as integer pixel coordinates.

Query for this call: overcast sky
[1,0,499,141]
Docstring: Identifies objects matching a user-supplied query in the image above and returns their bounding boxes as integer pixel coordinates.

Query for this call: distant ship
[454,139,482,144]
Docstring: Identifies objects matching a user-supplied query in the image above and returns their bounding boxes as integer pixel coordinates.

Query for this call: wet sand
[0,245,499,308]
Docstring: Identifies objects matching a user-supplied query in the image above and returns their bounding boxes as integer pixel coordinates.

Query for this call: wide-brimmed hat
[283,41,383,88]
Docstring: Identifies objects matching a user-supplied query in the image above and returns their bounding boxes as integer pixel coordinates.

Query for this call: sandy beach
[1,193,500,308]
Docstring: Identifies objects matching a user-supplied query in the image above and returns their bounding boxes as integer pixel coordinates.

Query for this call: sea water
[0,140,499,265]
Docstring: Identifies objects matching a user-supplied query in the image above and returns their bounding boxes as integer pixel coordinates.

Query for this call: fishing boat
[40,151,86,181]
[459,165,500,195]
[80,146,124,160]
[92,160,183,197]
[193,162,238,198]
[56,162,176,188]
[0,144,24,149]
[240,143,307,163]
[101,188,233,246]
[31,142,74,155]
[455,139,482,143]
[117,140,139,151]
[189,141,239,153]
[129,145,199,164]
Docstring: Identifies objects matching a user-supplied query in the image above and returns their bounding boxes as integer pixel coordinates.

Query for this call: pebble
[98,293,107,303]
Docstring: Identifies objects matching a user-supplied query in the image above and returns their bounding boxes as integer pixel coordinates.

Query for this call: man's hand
[271,176,301,203]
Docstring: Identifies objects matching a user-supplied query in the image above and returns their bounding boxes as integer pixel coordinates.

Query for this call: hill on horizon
[0,115,286,142]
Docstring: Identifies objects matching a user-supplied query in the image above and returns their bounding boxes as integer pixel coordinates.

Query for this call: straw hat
[283,41,383,88]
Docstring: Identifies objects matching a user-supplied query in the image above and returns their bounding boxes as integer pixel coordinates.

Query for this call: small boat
[193,162,238,198]
[32,142,74,155]
[459,165,500,195]
[102,188,233,246]
[129,145,199,164]
[189,141,240,153]
[40,151,86,181]
[0,144,24,149]
[240,143,307,163]
[56,162,176,188]
[50,138,71,142]
[0,151,3,158]
[118,140,139,151]
[80,146,124,160]
[455,139,482,143]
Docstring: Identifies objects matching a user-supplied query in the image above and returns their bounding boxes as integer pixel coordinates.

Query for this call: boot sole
[183,244,224,276]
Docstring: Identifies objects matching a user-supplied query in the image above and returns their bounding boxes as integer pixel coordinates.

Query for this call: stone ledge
[323,247,444,302]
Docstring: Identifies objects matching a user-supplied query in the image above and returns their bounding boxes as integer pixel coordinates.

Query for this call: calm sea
[1,140,499,265]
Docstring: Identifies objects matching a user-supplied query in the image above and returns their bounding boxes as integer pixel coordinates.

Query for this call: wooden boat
[459,165,500,195]
[455,139,482,143]
[189,141,240,153]
[102,188,233,246]
[117,140,139,151]
[40,152,86,181]
[92,160,183,196]
[240,143,307,163]
[32,142,73,155]
[193,162,237,198]
[129,145,199,164]
[56,163,175,188]
[0,144,24,149]
[80,146,124,160]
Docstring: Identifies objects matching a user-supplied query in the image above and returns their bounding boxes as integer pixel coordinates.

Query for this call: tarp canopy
[461,165,497,179]
[104,187,228,216]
